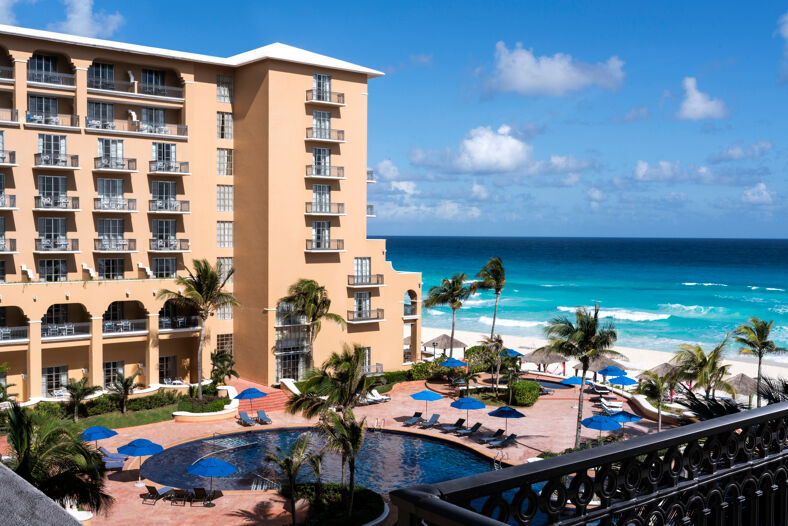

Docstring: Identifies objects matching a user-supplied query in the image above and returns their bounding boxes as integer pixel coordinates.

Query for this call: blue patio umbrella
[582,415,621,438]
[187,458,237,505]
[450,397,485,429]
[234,387,268,412]
[598,366,626,378]
[488,406,525,433]
[441,358,467,368]
[80,426,117,448]
[500,349,523,358]
[608,410,642,435]
[560,376,586,386]
[410,389,443,413]
[118,439,164,487]
[609,375,637,387]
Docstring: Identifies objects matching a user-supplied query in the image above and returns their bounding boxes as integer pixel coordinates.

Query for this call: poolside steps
[243,389,289,413]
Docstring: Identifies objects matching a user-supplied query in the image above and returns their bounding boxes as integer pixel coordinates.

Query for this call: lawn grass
[475,391,511,407]
[63,404,178,433]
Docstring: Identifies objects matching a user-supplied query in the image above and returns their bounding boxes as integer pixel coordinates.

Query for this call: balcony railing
[305,165,345,178]
[366,170,376,182]
[305,202,345,215]
[404,304,418,316]
[367,205,375,216]
[0,194,16,208]
[347,309,384,322]
[159,316,199,330]
[34,195,79,210]
[41,322,90,339]
[94,197,136,212]
[306,128,345,141]
[362,363,384,376]
[306,89,345,104]
[305,239,344,251]
[0,150,15,164]
[149,238,190,251]
[347,274,384,286]
[139,83,183,98]
[149,160,189,174]
[93,156,137,171]
[94,238,136,252]
[0,238,16,253]
[391,401,788,526]
[138,122,188,136]
[103,319,147,334]
[33,153,79,168]
[0,108,18,123]
[35,238,79,252]
[26,113,79,127]
[149,199,190,213]
[87,78,134,92]
[403,349,413,363]
[27,70,75,86]
[0,66,12,80]
[0,326,28,342]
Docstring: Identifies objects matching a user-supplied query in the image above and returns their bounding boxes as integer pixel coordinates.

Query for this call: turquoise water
[379,236,788,357]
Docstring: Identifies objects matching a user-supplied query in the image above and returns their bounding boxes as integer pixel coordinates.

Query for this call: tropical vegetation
[0,362,16,402]
[265,432,312,526]
[639,369,680,432]
[424,273,472,358]
[733,317,785,407]
[671,337,734,399]
[472,257,506,338]
[64,377,101,422]
[210,348,239,385]
[318,409,366,517]
[107,370,144,414]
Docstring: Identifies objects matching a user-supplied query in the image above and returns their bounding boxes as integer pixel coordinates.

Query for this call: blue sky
[4,1,788,238]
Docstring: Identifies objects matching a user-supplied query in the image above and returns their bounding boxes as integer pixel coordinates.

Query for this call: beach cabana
[571,356,628,381]
[520,347,567,375]
[423,334,467,359]
[725,373,758,408]
[636,362,678,382]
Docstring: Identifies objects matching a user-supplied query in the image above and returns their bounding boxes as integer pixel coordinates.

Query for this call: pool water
[535,379,573,390]
[141,428,494,494]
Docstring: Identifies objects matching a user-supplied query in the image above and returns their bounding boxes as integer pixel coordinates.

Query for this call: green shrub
[33,401,67,419]
[409,361,433,380]
[465,345,494,373]
[382,370,410,384]
[511,380,540,407]
[176,397,230,413]
[85,395,119,416]
[295,483,384,526]
[127,389,181,411]
[189,382,218,397]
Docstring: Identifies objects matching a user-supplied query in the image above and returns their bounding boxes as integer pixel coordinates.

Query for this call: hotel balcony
[366,170,376,183]
[94,197,137,213]
[305,128,346,143]
[347,274,385,288]
[139,83,184,99]
[149,238,190,253]
[33,195,80,211]
[159,316,199,331]
[102,318,147,337]
[0,66,12,83]
[305,202,345,216]
[34,238,79,253]
[86,119,188,139]
[25,113,80,130]
[305,89,345,106]
[403,304,419,319]
[0,108,18,126]
[305,165,345,180]
[33,153,79,169]
[93,156,138,173]
[0,150,16,167]
[347,309,385,324]
[0,238,18,253]
[367,205,376,217]
[148,161,190,175]
[148,199,190,214]
[87,77,134,93]
[93,238,137,253]
[0,194,17,209]
[305,239,345,252]
[0,326,29,345]
[27,70,76,89]
[362,363,384,376]
[41,322,90,340]
[87,78,184,101]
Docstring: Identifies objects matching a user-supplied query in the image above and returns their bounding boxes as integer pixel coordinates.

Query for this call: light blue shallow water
[378,236,788,358]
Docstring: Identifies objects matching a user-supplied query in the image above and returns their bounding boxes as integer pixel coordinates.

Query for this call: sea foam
[682,282,728,287]
[660,303,724,315]
[479,316,546,328]
[557,306,670,322]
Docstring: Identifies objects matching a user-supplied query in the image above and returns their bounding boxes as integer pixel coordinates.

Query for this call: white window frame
[217,185,233,212]
[217,148,233,175]
[217,221,233,248]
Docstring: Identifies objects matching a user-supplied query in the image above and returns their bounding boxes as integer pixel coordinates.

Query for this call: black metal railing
[34,195,79,210]
[404,304,417,316]
[0,108,17,123]
[159,316,199,330]
[94,238,136,252]
[102,319,147,334]
[41,322,90,338]
[306,128,345,141]
[305,165,345,178]
[26,113,79,127]
[305,239,344,251]
[149,238,189,251]
[0,66,12,80]
[347,274,384,286]
[367,205,375,216]
[148,199,190,213]
[367,170,376,181]
[137,122,188,136]
[86,78,134,92]
[0,150,15,164]
[33,153,79,168]
[94,156,137,171]
[94,197,136,211]
[35,238,79,252]
[305,202,345,214]
[148,160,189,173]
[0,194,16,208]
[27,70,75,86]
[0,326,28,342]
[391,401,788,526]
[0,238,16,252]
[347,309,384,322]
[139,83,184,98]
[306,89,345,104]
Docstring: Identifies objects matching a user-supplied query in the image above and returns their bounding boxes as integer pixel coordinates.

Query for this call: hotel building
[0,24,421,401]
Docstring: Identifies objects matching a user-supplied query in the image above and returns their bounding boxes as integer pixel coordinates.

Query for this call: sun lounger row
[142,485,221,506]
[401,412,517,448]
[238,410,272,426]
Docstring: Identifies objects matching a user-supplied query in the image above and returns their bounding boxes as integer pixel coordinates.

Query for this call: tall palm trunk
[449,307,457,359]
[756,356,762,408]
[574,366,587,448]
[288,472,297,526]
[490,291,500,338]
[340,455,346,488]
[346,457,356,517]
[196,316,207,399]
[657,402,662,433]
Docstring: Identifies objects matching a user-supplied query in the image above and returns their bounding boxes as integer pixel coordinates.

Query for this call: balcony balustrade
[0,238,17,253]
[34,237,79,252]
[305,202,345,215]
[139,83,184,98]
[86,78,134,92]
[102,319,147,335]
[148,199,190,213]
[33,153,79,168]
[305,89,345,104]
[404,304,418,317]
[85,118,187,138]
[137,121,188,137]
[0,194,16,209]
[305,239,344,252]
[347,309,384,323]
[93,156,137,171]
[362,363,384,376]
[159,316,199,330]
[27,70,75,87]
[34,195,79,210]
[94,197,136,212]
[149,238,190,252]
[0,150,15,165]
[305,165,345,178]
[367,205,375,216]
[93,238,136,252]
[148,160,189,174]
[0,326,28,343]
[26,113,79,128]
[41,322,90,339]
[0,108,18,123]
[367,170,376,182]
[306,128,345,142]
[0,66,12,81]
[347,274,384,286]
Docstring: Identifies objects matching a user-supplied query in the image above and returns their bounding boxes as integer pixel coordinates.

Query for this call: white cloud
[677,77,729,120]
[527,154,591,175]
[634,160,682,181]
[48,0,124,38]
[587,187,606,210]
[391,180,419,196]
[378,201,481,221]
[707,141,773,163]
[614,106,649,123]
[560,173,580,187]
[486,41,625,97]
[471,181,489,199]
[374,159,401,180]
[0,0,21,25]
[741,182,774,205]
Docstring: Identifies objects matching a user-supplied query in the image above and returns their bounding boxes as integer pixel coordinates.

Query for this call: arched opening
[0,46,14,122]
[27,51,76,127]
[40,303,89,339]
[158,299,199,330]
[404,290,418,317]
[0,306,29,342]
[102,300,148,335]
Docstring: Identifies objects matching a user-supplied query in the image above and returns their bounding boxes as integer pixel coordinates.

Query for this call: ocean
[377,236,788,357]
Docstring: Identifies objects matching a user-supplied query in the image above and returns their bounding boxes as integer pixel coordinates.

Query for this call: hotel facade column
[88,317,103,388]
[11,52,29,119]
[145,313,159,386]
[26,320,42,400]
[72,59,90,119]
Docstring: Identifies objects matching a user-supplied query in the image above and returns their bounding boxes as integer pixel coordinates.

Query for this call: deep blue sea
[377,237,788,357]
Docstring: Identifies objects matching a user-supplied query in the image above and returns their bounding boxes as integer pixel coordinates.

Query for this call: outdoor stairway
[242,389,289,413]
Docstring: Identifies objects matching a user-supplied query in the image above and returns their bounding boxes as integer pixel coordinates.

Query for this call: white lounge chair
[371,389,391,402]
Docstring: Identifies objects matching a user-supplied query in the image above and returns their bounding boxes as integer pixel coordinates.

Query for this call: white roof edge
[0,24,384,78]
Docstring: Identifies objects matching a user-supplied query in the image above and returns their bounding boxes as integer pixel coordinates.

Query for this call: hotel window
[313,74,331,100]
[42,365,67,397]
[354,291,371,317]
[38,175,67,202]
[360,346,371,370]
[159,355,177,381]
[217,304,233,321]
[97,218,124,249]
[217,149,233,175]
[141,69,165,95]
[217,257,233,284]
[37,216,66,243]
[103,361,124,388]
[29,54,57,76]
[354,257,371,282]
[88,102,114,124]
[217,221,233,248]
[38,134,66,157]
[217,334,233,355]
[142,107,165,130]
[312,221,330,249]
[98,258,124,279]
[97,138,123,160]
[43,304,67,325]
[0,131,3,154]
[152,143,176,162]
[277,354,306,382]
[152,219,176,244]
[217,75,233,102]
[87,62,114,89]
[97,178,124,204]
[313,111,331,137]
[38,259,67,282]
[28,95,57,117]
[0,260,6,283]
[152,257,176,278]
[217,185,233,212]
[313,148,330,175]
[312,184,330,212]
[217,112,233,139]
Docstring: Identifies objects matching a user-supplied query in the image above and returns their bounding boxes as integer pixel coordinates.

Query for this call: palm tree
[734,317,786,407]
[64,377,101,423]
[639,370,680,432]
[307,450,324,510]
[480,335,504,396]
[457,369,481,397]
[5,403,113,512]
[0,362,15,402]
[279,279,346,372]
[108,370,143,414]
[210,348,239,385]
[545,304,619,448]
[157,259,238,399]
[503,366,521,405]
[472,257,506,338]
[758,376,788,405]
[318,409,366,517]
[672,338,733,399]
[424,274,472,359]
[265,432,311,526]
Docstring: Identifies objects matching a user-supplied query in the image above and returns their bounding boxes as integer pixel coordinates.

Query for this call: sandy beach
[421,325,788,381]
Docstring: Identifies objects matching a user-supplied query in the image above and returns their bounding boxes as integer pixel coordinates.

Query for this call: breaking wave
[557,306,670,322]
[479,316,546,328]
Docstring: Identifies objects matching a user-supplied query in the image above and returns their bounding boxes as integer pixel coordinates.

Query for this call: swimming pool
[535,379,573,390]
[141,428,494,494]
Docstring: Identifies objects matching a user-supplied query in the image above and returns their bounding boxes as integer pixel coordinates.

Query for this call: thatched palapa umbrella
[423,334,467,359]
[521,347,567,374]
[726,373,758,408]
[636,362,678,381]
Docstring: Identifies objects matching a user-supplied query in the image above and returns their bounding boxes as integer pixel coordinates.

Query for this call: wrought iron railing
[27,70,75,86]
[305,239,344,251]
[41,322,90,338]
[93,156,137,171]
[0,326,28,342]
[0,194,16,208]
[103,319,147,334]
[0,150,15,164]
[137,122,188,136]
[305,165,345,178]
[0,238,16,252]
[149,238,190,251]
[159,316,199,330]
[348,274,384,286]
[404,304,418,316]
[0,108,17,122]
[0,66,12,80]
[148,160,189,173]
[306,127,345,141]
[33,153,79,167]
[139,83,184,98]
[94,238,136,252]
[391,401,788,526]
[26,113,79,127]
[34,195,79,210]
[305,202,345,214]
[35,238,79,252]
[86,78,134,92]
[149,199,190,213]
[94,197,136,211]
[306,89,345,104]
[347,309,384,322]
[367,170,376,181]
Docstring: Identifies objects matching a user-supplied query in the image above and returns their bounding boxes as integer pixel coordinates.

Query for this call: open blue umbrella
[598,366,626,378]
[80,426,117,448]
[234,387,268,412]
[560,376,586,386]
[488,406,525,433]
[450,397,485,429]
[187,458,237,505]
[500,349,523,358]
[608,410,642,434]
[118,439,164,487]
[410,389,443,413]
[582,415,621,437]
[441,358,467,368]
[609,375,637,387]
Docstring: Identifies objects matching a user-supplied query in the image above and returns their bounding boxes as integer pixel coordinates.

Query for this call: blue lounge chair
[489,434,517,448]
[99,446,128,460]
[419,414,440,428]
[238,411,255,426]
[103,459,124,471]
[480,429,505,443]
[256,410,272,424]
[456,422,482,436]
[402,412,422,425]
[439,418,465,432]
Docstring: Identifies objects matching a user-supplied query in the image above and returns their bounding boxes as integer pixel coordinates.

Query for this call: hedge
[382,370,410,384]
[176,397,231,413]
[33,388,185,419]
[511,380,540,407]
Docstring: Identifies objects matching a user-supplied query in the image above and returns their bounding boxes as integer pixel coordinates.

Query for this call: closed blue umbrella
[488,406,525,433]
[118,439,164,487]
[582,415,621,438]
[609,376,637,386]
[560,376,586,386]
[80,426,117,448]
[187,458,237,504]
[410,389,443,413]
[441,358,467,368]
[234,387,268,412]
[450,397,485,429]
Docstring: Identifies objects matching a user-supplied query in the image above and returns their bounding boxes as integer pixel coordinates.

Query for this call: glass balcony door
[88,102,115,125]
[354,257,371,283]
[312,221,330,249]
[29,96,58,118]
[313,74,331,100]
[313,148,330,175]
[38,175,67,208]
[313,111,331,137]
[88,62,114,89]
[98,218,124,249]
[97,178,123,209]
[38,217,66,243]
[312,184,330,212]
[38,134,66,157]
[354,292,371,318]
